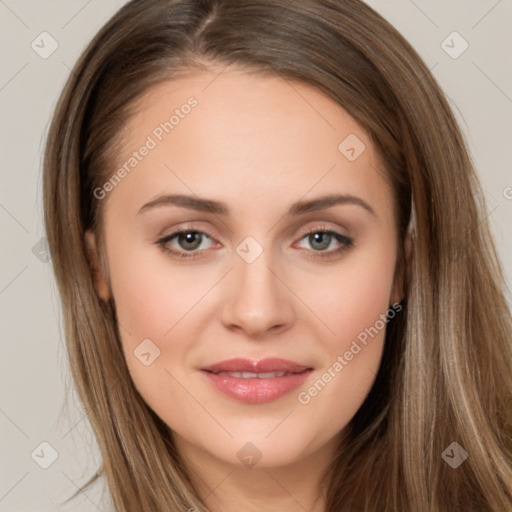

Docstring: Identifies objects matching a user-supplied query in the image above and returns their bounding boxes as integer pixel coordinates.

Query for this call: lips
[202,358,311,374]
[201,358,313,404]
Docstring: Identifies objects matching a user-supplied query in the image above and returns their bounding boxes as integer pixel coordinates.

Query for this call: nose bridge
[220,237,295,336]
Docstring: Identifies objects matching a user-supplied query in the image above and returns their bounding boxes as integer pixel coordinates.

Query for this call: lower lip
[202,370,313,404]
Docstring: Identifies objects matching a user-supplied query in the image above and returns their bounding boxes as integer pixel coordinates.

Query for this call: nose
[220,247,296,338]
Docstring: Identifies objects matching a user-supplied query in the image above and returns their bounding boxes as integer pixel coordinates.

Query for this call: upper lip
[201,358,312,374]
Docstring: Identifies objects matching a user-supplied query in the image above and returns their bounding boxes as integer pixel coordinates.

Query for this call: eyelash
[155,225,354,261]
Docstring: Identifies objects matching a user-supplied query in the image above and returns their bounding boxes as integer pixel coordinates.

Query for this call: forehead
[104,67,393,219]
[126,67,366,159]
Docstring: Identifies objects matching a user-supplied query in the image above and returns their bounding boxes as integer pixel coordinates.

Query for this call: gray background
[1,1,511,510]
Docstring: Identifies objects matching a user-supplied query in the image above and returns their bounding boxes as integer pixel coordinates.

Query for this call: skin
[86,65,408,512]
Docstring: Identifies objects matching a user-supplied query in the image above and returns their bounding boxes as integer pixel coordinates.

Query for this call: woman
[43,0,512,510]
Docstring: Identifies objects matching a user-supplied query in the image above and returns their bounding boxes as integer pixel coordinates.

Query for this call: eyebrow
[138,193,377,217]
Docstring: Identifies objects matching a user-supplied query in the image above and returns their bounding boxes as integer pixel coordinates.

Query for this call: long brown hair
[43,1,512,510]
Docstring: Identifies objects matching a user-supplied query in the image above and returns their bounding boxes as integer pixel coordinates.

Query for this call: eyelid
[296,222,350,238]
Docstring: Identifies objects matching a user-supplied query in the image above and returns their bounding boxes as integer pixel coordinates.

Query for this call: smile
[201,358,313,404]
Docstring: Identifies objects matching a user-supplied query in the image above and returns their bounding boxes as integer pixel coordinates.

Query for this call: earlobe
[84,229,111,301]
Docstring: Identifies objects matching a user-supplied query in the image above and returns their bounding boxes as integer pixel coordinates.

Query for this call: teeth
[217,371,288,378]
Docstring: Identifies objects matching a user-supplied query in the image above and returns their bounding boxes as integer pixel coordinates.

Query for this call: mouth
[210,370,299,378]
[200,358,313,404]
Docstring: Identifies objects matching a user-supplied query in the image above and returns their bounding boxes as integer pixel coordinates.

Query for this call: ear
[391,228,414,304]
[84,229,111,301]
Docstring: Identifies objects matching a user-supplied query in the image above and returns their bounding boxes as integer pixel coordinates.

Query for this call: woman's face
[87,67,401,470]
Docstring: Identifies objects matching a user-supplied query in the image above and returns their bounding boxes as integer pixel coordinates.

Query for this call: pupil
[180,232,201,250]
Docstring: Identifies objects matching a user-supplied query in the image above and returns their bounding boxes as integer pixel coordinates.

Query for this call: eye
[155,229,217,259]
[296,227,354,258]
[155,225,354,260]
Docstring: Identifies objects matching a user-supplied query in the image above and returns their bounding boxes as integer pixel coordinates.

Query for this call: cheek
[305,238,397,348]
[106,235,210,340]
[104,241,207,407]
[104,232,227,401]
[293,239,396,413]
